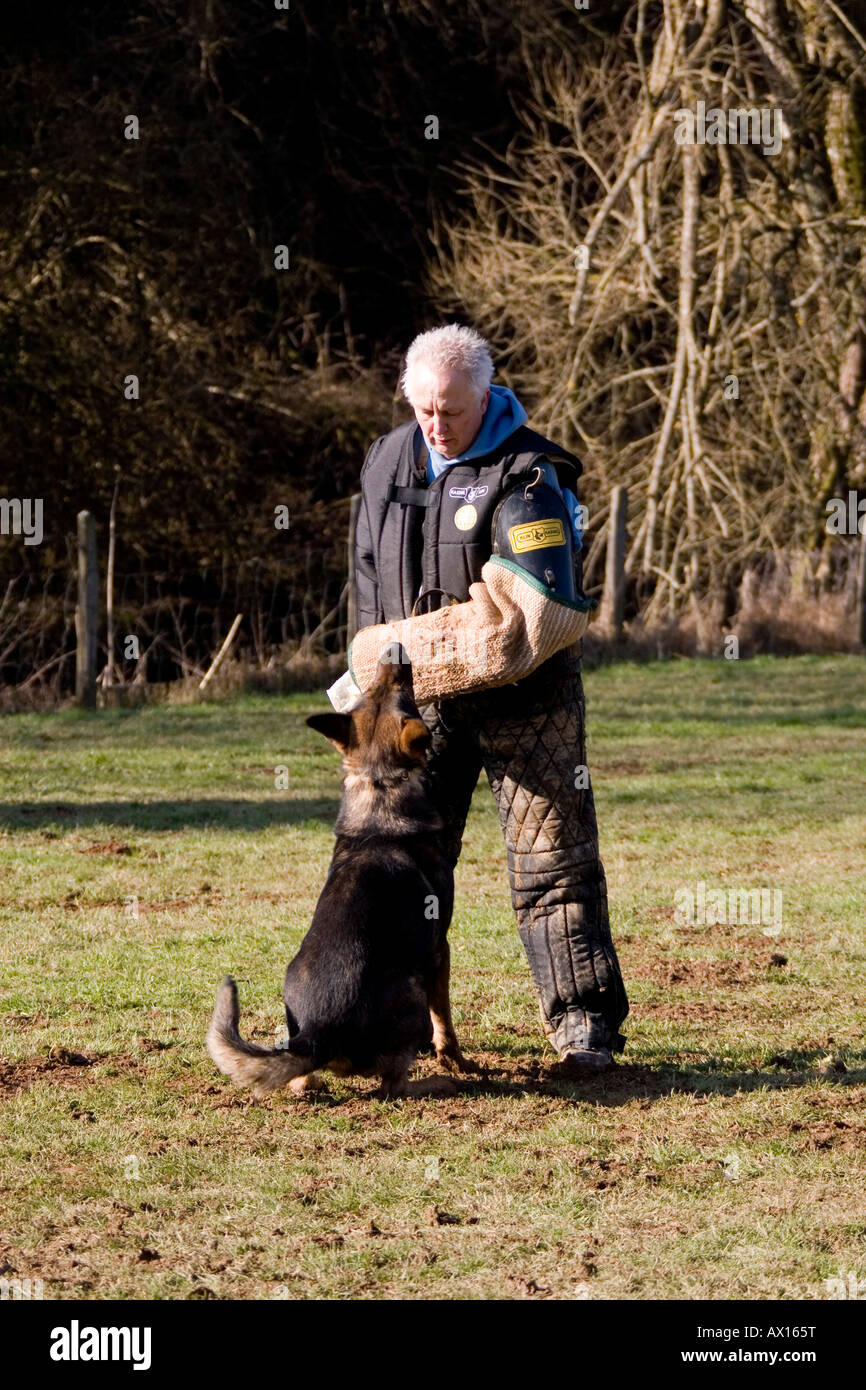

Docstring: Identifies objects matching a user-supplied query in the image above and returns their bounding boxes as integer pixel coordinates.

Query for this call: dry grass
[0,654,864,1300]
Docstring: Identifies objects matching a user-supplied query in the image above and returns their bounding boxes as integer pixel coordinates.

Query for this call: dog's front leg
[429,940,478,1074]
[374,1053,413,1100]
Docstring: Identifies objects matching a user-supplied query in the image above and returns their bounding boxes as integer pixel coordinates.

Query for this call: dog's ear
[306,712,354,753]
[376,642,413,690]
[399,716,431,761]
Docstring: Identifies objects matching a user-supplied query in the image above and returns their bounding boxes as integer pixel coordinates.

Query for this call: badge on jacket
[454,504,477,530]
[449,484,489,502]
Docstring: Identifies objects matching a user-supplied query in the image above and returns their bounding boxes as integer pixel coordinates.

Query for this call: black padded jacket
[353,419,583,629]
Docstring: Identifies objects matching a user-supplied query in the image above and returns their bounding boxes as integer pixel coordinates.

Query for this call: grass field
[1,654,865,1301]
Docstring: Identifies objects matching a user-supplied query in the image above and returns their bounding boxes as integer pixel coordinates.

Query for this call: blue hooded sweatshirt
[425,385,528,481]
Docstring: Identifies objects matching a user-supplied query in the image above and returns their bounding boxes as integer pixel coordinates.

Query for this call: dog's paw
[435,1043,480,1076]
[373,1082,409,1101]
[288,1072,328,1097]
[373,1069,411,1100]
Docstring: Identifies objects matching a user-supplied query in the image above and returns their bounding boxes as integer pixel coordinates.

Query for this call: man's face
[409,367,489,459]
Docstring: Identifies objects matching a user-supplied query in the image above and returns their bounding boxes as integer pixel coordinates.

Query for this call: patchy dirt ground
[1,658,865,1299]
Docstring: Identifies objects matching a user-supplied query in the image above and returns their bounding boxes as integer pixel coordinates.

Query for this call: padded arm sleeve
[349,556,596,705]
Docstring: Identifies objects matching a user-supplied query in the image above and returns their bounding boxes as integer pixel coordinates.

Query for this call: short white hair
[401,324,494,404]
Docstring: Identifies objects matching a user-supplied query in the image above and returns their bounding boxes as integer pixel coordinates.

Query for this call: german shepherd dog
[206,647,475,1099]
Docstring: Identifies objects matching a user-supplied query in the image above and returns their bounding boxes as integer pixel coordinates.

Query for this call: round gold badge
[454,504,477,530]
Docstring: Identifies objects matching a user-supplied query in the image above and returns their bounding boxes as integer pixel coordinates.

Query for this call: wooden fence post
[75,510,98,708]
[103,473,120,689]
[858,523,866,651]
[600,485,628,638]
[347,493,361,648]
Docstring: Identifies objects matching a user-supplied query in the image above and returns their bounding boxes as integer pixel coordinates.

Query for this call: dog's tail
[206,976,315,1093]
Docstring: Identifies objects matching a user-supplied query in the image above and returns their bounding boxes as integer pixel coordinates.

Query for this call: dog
[206,647,475,1099]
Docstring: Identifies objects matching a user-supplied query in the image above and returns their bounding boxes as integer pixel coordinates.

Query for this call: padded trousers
[420,652,628,1056]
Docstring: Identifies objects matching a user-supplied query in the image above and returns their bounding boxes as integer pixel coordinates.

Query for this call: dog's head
[306,644,431,773]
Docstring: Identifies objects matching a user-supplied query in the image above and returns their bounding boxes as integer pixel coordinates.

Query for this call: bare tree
[430,0,866,622]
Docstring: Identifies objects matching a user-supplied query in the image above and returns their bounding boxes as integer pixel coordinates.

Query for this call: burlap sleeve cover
[348,556,597,703]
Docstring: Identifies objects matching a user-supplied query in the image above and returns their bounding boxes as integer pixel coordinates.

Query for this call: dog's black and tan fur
[206,648,474,1099]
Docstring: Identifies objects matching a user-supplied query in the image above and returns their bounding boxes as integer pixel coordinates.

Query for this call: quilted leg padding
[419,700,484,868]
[477,676,629,1054]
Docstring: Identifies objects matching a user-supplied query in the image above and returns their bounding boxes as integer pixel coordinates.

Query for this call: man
[352,324,628,1072]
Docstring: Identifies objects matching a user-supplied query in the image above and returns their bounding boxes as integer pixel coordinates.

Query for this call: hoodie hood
[426,385,528,481]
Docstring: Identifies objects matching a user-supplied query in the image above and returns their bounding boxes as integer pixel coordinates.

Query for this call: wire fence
[1,494,864,708]
[0,532,349,701]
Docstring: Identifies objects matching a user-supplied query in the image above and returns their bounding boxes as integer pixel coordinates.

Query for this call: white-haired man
[352,325,628,1073]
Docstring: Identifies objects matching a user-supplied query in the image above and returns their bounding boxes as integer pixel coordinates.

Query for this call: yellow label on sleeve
[508,519,566,553]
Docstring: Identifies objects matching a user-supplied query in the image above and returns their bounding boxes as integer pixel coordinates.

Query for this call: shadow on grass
[0,799,340,832]
[445,1053,866,1105]
[225,1062,866,1112]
